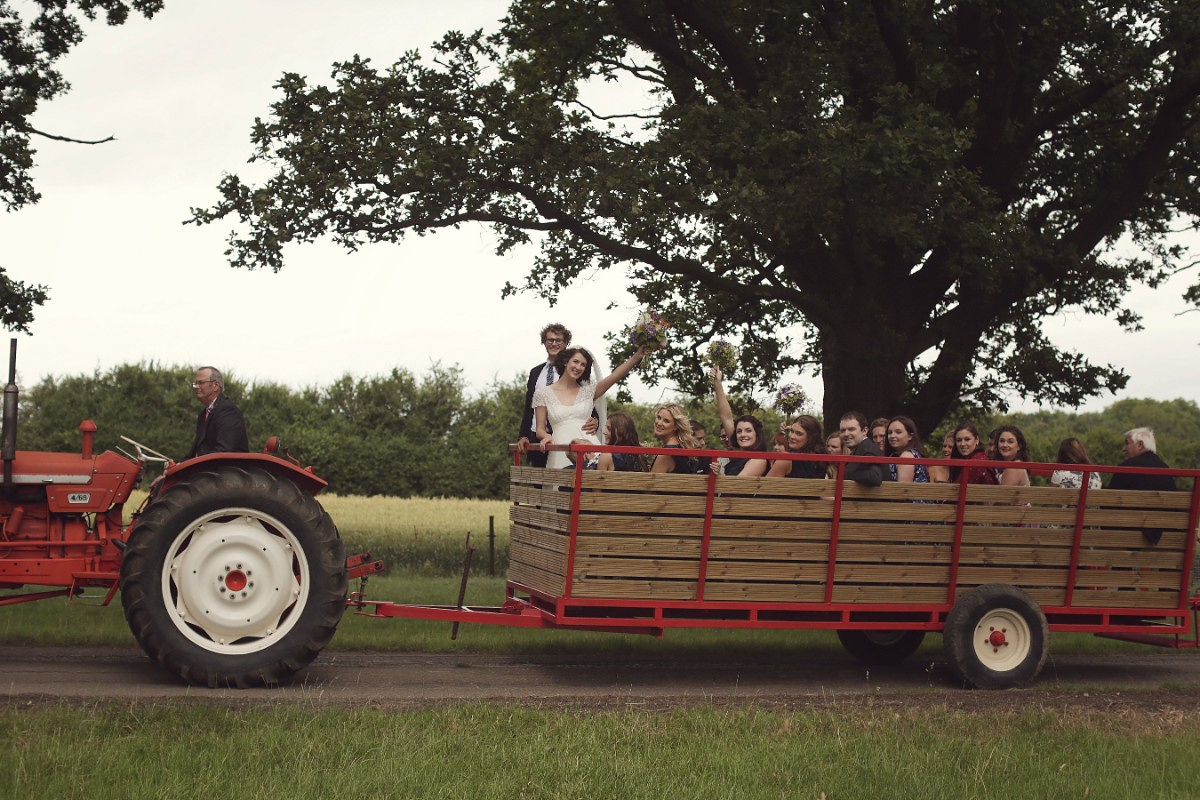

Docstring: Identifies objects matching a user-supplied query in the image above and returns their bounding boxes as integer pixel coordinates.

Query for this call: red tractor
[0,341,356,687]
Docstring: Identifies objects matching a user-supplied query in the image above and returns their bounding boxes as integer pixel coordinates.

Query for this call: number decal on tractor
[67,493,91,504]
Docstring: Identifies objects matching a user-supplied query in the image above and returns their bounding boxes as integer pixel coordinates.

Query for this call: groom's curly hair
[540,323,571,345]
[553,347,593,383]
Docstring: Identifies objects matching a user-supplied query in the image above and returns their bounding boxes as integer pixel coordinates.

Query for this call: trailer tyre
[836,630,926,665]
[944,584,1048,689]
[120,466,346,687]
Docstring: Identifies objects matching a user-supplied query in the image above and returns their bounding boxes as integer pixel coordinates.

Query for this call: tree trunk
[819,322,912,435]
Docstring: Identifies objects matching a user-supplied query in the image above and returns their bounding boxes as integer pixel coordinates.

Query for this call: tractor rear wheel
[836,629,926,665]
[120,466,346,687]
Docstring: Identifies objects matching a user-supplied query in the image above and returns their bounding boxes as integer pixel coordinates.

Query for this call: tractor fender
[160,453,328,496]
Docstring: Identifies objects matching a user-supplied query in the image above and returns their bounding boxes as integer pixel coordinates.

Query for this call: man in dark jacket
[838,411,889,486]
[1108,427,1176,545]
[185,366,249,460]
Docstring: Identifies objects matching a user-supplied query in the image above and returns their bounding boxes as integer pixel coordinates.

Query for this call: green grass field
[3,701,1197,799]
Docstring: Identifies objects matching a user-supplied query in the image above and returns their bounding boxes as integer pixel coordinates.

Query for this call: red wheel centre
[225,570,248,592]
[987,628,1007,647]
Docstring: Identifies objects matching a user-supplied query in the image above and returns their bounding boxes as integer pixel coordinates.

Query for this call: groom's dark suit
[186,393,249,460]
[519,362,553,468]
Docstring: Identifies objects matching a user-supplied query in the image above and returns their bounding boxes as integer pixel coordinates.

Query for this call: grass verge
[3,701,1198,799]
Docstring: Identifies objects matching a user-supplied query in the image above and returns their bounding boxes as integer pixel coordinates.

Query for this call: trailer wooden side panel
[509,466,1195,608]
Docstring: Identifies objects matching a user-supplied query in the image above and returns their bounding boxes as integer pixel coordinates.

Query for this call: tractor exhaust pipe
[2,339,17,486]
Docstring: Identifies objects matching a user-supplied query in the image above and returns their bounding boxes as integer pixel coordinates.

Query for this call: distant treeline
[16,363,1200,497]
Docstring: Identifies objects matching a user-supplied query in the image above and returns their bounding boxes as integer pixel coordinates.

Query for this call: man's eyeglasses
[191,380,217,388]
[543,337,565,344]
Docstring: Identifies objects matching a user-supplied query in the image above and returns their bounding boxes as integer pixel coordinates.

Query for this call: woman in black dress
[650,404,700,474]
[712,367,768,477]
[768,414,826,478]
[594,412,646,472]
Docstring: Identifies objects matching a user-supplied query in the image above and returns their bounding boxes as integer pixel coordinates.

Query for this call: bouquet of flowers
[625,308,670,352]
[774,384,809,416]
[701,340,738,374]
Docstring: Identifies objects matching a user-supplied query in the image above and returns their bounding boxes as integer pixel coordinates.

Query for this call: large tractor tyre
[837,629,926,666]
[120,466,346,688]
[943,584,1049,690]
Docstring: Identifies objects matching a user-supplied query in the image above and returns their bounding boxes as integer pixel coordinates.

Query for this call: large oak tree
[191,1,1200,432]
[0,0,162,331]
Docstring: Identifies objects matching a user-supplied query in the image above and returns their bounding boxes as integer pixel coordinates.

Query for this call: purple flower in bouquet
[623,308,670,352]
[774,384,809,416]
[701,340,737,374]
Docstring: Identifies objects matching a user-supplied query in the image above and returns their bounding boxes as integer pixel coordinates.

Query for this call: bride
[532,345,647,469]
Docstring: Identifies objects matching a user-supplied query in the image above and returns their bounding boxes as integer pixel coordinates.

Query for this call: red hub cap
[225,569,248,592]
[987,628,1007,647]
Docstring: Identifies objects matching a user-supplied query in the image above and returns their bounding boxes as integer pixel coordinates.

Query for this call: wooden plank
[1068,588,1181,609]
[1076,549,1187,569]
[509,560,565,596]
[958,565,1179,589]
[1083,487,1192,509]
[578,492,709,515]
[705,582,827,603]
[1077,529,1187,550]
[571,577,697,600]
[510,525,570,555]
[509,504,570,533]
[511,538,567,576]
[577,535,703,559]
[510,465,575,489]
[509,484,573,511]
[576,514,708,537]
[579,471,709,493]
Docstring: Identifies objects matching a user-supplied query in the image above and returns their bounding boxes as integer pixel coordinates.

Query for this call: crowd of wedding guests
[516,322,1178,492]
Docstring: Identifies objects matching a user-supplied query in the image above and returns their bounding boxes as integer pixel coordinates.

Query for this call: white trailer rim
[972,608,1032,672]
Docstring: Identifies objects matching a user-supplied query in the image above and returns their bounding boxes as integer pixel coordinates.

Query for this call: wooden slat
[510,465,575,489]
[577,535,702,559]
[571,577,697,600]
[509,560,565,596]
[1067,588,1181,609]
[509,485,573,510]
[510,537,567,576]
[509,504,570,533]
[1077,529,1187,550]
[510,525,569,554]
[705,582,826,603]
[576,514,707,537]
[579,471,709,493]
[578,492,709,515]
[1081,487,1192,509]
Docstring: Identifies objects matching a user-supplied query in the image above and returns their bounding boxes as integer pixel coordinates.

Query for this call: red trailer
[354,442,1200,689]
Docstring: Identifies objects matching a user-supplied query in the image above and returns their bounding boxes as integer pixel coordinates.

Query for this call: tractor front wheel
[120,466,346,687]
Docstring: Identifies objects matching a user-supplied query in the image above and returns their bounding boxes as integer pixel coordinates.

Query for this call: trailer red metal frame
[354,443,1200,650]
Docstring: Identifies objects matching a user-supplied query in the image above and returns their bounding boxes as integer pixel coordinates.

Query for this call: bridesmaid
[651,404,700,474]
[995,425,1031,487]
[594,412,646,472]
[885,416,929,484]
[768,415,826,478]
[712,367,768,477]
[927,432,955,483]
[949,422,999,485]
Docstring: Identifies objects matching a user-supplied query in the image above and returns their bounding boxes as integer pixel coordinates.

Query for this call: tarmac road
[1,646,1198,708]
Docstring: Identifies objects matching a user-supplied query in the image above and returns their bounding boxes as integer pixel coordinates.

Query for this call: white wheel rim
[162,507,310,654]
[971,608,1032,673]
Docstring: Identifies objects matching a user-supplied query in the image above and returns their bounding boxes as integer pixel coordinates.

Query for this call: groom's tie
[545,366,555,385]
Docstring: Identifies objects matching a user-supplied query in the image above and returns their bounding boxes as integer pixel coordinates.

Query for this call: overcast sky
[2,0,1196,418]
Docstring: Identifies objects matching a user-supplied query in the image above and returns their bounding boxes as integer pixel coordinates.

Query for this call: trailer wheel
[943,584,1048,689]
[120,466,346,687]
[836,630,926,665]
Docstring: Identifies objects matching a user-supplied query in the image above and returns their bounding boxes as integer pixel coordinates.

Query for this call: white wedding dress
[532,382,601,469]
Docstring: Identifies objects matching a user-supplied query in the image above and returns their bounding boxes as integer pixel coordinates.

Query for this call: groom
[517,323,596,466]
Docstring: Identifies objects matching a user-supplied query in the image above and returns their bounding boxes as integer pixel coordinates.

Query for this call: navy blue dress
[659,444,695,474]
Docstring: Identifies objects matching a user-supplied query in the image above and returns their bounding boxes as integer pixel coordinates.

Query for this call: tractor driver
[185,366,249,460]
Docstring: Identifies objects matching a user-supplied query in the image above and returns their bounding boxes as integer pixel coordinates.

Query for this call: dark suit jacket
[186,393,249,460]
[845,437,889,487]
[519,363,551,468]
[1108,450,1176,544]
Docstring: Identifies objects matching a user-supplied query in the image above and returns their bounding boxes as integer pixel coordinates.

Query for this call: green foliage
[191,1,1200,436]
[18,362,533,497]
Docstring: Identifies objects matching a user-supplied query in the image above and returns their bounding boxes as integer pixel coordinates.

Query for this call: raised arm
[712,366,735,440]
[594,346,647,399]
